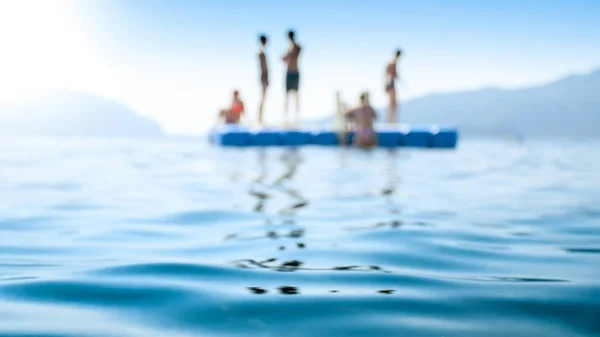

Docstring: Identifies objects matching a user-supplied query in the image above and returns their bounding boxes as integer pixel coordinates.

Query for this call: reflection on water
[246,286,397,296]
[1,138,600,337]
[247,286,267,294]
[237,148,396,285]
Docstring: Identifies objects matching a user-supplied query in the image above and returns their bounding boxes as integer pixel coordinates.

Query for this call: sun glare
[0,0,89,100]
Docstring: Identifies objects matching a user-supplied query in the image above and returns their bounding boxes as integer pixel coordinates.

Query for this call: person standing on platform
[282,30,302,127]
[385,49,402,123]
[257,34,269,126]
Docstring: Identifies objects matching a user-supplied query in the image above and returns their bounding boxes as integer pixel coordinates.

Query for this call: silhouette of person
[219,90,245,124]
[345,92,378,148]
[258,34,269,126]
[282,30,302,127]
[385,49,402,123]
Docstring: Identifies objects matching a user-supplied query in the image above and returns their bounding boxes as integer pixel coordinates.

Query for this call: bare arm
[345,107,358,120]
[282,49,289,62]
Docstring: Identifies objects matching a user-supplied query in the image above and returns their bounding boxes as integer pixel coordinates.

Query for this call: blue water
[1,137,599,337]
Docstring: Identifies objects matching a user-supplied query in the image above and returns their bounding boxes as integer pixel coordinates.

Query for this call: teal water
[1,137,599,337]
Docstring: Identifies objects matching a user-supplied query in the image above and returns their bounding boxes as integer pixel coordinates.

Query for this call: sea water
[0,137,599,337]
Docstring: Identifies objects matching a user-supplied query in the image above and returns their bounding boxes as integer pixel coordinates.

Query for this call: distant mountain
[398,69,600,138]
[0,90,163,138]
[319,69,600,138]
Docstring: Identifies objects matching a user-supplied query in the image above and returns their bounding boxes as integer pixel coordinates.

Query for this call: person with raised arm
[385,49,402,123]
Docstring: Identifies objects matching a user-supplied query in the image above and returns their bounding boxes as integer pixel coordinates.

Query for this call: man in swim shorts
[385,49,402,123]
[282,30,302,127]
[219,90,245,124]
[345,92,377,148]
[258,34,269,125]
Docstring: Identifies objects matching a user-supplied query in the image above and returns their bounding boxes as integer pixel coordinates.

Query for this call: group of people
[218,30,403,148]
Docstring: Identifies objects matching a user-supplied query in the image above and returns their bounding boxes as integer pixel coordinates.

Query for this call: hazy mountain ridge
[398,69,600,137]
[0,90,163,138]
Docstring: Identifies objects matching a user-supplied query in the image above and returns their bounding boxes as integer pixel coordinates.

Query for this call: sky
[0,0,599,134]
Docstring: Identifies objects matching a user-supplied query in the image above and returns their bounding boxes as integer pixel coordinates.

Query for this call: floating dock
[209,125,458,148]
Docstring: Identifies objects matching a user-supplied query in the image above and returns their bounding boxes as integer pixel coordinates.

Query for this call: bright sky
[0,0,599,134]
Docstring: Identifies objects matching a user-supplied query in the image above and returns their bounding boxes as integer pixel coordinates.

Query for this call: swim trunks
[386,79,395,91]
[354,128,377,147]
[225,116,238,124]
[356,128,375,140]
[286,72,300,92]
[261,72,269,88]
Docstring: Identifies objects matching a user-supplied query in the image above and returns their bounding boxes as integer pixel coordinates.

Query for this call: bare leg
[396,98,400,124]
[388,89,397,123]
[258,85,267,125]
[284,93,289,127]
[219,109,229,123]
[391,90,397,123]
[294,91,300,127]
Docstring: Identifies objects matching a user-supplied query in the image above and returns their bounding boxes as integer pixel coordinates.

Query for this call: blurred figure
[258,34,269,125]
[334,91,350,145]
[385,49,402,123]
[219,90,245,124]
[282,30,302,127]
[345,92,377,148]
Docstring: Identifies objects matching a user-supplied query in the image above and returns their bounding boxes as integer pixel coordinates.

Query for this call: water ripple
[0,138,599,336]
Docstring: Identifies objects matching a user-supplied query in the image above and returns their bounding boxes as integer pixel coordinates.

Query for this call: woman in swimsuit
[345,92,377,149]
[219,90,245,124]
[385,49,402,124]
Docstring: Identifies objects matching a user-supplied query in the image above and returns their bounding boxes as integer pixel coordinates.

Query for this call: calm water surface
[1,137,599,337]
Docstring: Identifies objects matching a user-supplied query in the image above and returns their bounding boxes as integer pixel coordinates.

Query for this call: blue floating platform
[281,130,312,146]
[209,125,458,149]
[250,128,281,146]
[312,130,339,146]
[404,127,433,147]
[209,125,251,146]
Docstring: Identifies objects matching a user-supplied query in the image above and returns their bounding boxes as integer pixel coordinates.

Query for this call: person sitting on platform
[345,92,377,148]
[219,90,245,124]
